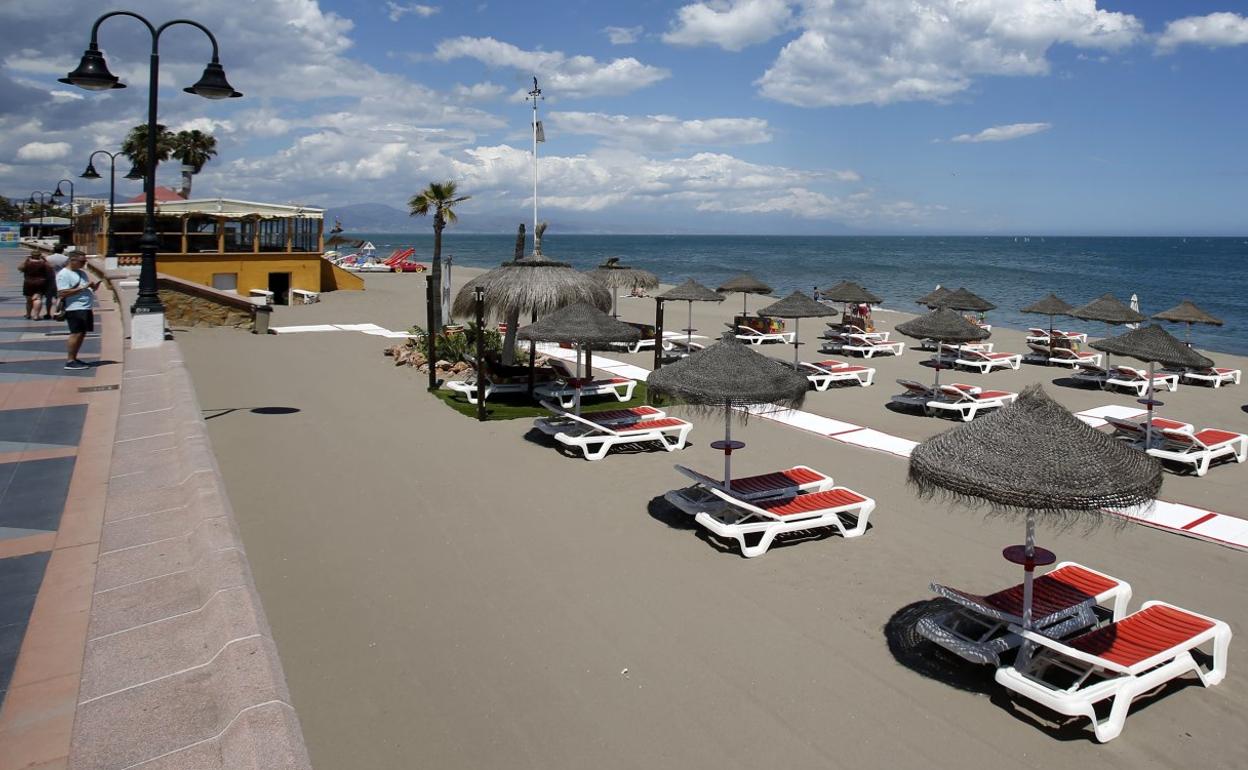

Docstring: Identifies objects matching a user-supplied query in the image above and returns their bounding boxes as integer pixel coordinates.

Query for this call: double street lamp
[80,150,143,263]
[60,10,241,317]
[51,179,75,241]
[27,191,53,238]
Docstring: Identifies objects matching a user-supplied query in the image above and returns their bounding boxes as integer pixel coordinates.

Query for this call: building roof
[110,196,324,219]
[126,186,186,204]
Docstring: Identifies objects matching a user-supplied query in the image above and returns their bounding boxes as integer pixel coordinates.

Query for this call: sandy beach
[177,269,1248,769]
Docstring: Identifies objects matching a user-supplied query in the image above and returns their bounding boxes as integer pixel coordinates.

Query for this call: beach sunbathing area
[177,268,1248,770]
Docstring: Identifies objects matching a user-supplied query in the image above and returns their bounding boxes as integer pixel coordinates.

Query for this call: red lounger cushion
[748,488,867,517]
[1150,418,1187,430]
[984,352,1015,360]
[976,390,1013,400]
[586,407,660,423]
[1068,604,1214,667]
[729,467,827,496]
[626,418,686,431]
[980,564,1119,618]
[1193,429,1241,446]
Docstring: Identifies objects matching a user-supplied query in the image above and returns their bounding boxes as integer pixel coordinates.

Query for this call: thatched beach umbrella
[517,303,641,414]
[1153,300,1224,344]
[648,335,807,489]
[1021,293,1076,357]
[590,257,659,318]
[759,290,838,369]
[909,386,1163,663]
[717,273,772,317]
[819,280,883,325]
[452,246,610,370]
[1070,293,1147,368]
[917,286,951,308]
[941,287,997,313]
[1092,324,1215,446]
[894,307,990,387]
[659,279,724,353]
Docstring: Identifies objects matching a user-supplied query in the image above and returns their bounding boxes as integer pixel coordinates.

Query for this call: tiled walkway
[0,249,122,769]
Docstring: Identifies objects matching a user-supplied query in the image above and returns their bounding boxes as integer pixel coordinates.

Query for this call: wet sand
[178,269,1248,769]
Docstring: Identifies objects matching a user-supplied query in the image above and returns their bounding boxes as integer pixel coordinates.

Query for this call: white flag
[535,120,546,143]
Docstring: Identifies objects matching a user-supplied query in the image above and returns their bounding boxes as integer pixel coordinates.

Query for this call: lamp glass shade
[183,62,242,100]
[59,47,124,91]
[124,164,145,180]
[80,163,101,180]
[51,188,64,201]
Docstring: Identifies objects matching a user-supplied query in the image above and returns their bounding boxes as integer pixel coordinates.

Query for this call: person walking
[45,245,71,319]
[18,251,54,320]
[56,252,100,370]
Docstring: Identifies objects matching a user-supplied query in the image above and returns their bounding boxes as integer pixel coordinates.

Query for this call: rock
[451,361,470,374]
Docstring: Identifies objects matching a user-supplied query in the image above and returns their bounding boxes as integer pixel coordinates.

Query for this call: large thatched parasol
[1070,293,1147,368]
[894,307,990,387]
[590,257,660,318]
[517,303,641,414]
[659,279,724,353]
[1152,300,1224,344]
[759,291,837,369]
[941,287,997,312]
[717,273,772,316]
[648,334,807,488]
[917,286,951,308]
[1021,293,1076,357]
[909,386,1163,661]
[819,280,882,305]
[1092,324,1215,446]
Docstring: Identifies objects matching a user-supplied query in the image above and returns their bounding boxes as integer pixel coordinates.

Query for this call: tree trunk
[500,223,524,365]
[179,165,193,199]
[430,212,444,334]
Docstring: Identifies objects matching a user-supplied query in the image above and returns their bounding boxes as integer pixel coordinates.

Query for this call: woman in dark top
[18,252,55,320]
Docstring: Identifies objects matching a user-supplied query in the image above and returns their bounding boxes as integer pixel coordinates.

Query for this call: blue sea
[349,234,1248,355]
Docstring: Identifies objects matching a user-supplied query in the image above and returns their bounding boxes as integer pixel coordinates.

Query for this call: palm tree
[409,180,470,332]
[171,130,218,198]
[120,123,174,180]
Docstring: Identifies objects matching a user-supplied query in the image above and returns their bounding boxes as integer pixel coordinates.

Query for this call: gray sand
[179,270,1248,769]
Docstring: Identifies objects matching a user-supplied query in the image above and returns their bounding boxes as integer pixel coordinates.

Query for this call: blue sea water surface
[350,235,1248,355]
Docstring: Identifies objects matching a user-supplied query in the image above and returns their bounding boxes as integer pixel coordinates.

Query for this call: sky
[1,0,1246,235]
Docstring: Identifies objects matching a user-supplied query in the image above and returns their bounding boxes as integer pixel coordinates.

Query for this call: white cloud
[832,169,861,182]
[951,122,1052,143]
[604,26,643,45]
[434,36,669,98]
[663,0,794,51]
[548,112,771,149]
[15,141,71,161]
[452,82,506,101]
[759,0,1143,107]
[1157,13,1248,53]
[386,3,438,22]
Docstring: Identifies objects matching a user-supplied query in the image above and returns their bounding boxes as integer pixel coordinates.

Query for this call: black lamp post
[61,10,241,316]
[27,192,53,238]
[81,150,136,263]
[51,179,75,243]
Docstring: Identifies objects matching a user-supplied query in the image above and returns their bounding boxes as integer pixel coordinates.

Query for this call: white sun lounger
[890,379,980,412]
[691,485,876,557]
[1024,343,1103,368]
[920,339,993,353]
[994,601,1231,742]
[799,360,876,389]
[925,385,1018,421]
[1104,366,1179,397]
[1147,426,1248,476]
[665,464,836,515]
[1071,363,1111,388]
[842,333,904,358]
[534,402,666,436]
[918,562,1131,667]
[1170,366,1241,388]
[827,323,889,343]
[735,325,795,345]
[1027,328,1088,345]
[1103,415,1193,447]
[937,346,1022,373]
[535,376,636,409]
[548,410,692,461]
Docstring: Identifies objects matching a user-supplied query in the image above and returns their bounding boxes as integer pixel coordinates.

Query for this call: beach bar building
[74,195,362,303]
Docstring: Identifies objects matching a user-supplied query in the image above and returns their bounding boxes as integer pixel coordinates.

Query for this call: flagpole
[528,76,542,253]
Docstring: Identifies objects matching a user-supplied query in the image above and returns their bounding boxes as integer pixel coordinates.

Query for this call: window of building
[211,273,238,292]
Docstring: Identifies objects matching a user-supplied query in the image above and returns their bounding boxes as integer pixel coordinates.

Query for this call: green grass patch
[432,380,651,420]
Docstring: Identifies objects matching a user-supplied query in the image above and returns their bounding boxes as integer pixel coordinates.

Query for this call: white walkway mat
[271,324,340,333]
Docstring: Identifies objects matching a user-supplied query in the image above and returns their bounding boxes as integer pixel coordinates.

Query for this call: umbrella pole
[1048,314,1055,360]
[723,405,732,490]
[612,288,618,319]
[687,301,693,352]
[1143,361,1157,448]
[575,343,583,417]
[793,317,801,370]
[1018,513,1037,668]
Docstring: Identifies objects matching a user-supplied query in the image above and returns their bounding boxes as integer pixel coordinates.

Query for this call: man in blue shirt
[56,253,101,370]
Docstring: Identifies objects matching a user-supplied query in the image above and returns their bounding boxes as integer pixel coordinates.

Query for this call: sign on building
[0,222,19,248]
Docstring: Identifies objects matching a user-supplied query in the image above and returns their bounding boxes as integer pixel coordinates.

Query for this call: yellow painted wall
[154,253,362,294]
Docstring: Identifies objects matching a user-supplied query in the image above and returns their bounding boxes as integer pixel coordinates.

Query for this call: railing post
[425,274,437,392]
[474,286,486,420]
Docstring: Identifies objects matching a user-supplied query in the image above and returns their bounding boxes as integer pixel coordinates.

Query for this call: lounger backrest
[548,358,576,379]
[896,379,931,396]
[1112,365,1144,380]
[1160,428,1200,450]
[1029,328,1048,337]
[1027,342,1050,356]
[936,385,972,403]
[1105,416,1145,437]
[1076,363,1107,376]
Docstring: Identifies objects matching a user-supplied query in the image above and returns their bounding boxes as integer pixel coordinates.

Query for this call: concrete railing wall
[69,343,311,769]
